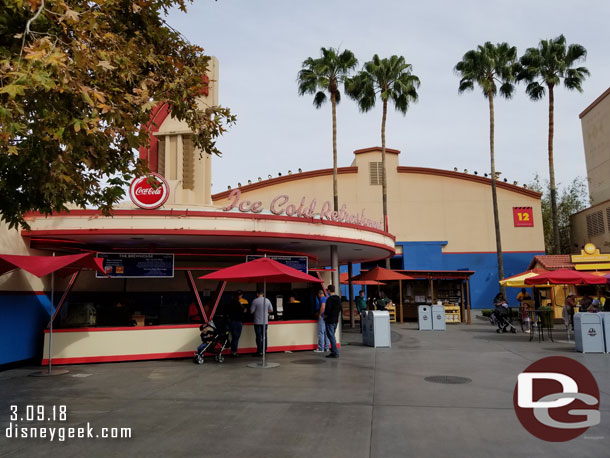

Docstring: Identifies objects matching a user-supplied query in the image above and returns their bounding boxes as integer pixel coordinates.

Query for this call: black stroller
[490,305,516,334]
[193,316,231,364]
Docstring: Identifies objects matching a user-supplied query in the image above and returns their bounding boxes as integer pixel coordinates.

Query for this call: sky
[166,0,610,195]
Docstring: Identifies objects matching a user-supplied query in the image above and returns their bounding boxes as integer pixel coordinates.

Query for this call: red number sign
[513,207,534,227]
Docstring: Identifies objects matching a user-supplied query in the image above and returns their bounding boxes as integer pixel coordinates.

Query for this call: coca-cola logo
[129,173,169,209]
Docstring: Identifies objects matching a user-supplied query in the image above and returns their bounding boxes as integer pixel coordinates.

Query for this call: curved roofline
[211,164,541,201]
[212,167,358,200]
[397,166,542,199]
[353,147,400,155]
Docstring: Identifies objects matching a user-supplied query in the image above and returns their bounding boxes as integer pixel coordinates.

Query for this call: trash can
[418,305,432,331]
[431,304,446,331]
[600,312,610,354]
[362,311,391,348]
[574,313,605,353]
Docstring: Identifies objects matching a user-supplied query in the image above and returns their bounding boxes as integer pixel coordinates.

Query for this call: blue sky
[167,0,610,195]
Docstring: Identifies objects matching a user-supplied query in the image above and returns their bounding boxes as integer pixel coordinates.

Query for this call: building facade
[212,148,545,308]
[571,87,610,251]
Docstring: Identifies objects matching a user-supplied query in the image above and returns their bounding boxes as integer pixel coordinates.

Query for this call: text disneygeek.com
[4,405,131,442]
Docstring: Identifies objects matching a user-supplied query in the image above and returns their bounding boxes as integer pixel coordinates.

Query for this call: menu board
[246,255,308,273]
[96,253,174,278]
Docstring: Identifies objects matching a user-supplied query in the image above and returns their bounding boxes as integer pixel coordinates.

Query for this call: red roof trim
[211,167,358,200]
[579,86,610,119]
[23,208,392,239]
[397,166,542,199]
[353,147,400,155]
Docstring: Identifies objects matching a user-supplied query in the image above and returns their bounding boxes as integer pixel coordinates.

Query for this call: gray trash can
[362,311,391,348]
[418,305,432,331]
[574,313,605,353]
[431,304,446,331]
[362,311,373,346]
[600,312,610,354]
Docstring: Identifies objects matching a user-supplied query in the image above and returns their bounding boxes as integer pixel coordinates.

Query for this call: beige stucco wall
[581,89,610,204]
[212,149,545,253]
[570,199,610,253]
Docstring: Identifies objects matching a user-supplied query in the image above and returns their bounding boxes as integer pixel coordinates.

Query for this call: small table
[524,309,554,342]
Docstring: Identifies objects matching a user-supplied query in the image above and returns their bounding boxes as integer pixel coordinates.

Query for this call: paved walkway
[1,317,609,457]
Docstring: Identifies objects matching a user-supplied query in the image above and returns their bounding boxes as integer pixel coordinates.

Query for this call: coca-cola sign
[129,173,169,210]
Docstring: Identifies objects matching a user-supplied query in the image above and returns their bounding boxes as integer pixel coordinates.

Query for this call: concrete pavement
[1,316,609,457]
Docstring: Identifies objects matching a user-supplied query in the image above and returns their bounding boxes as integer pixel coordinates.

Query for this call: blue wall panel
[0,295,51,365]
[397,241,543,309]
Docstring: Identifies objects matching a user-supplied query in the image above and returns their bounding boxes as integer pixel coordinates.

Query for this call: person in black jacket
[227,290,247,357]
[324,284,342,358]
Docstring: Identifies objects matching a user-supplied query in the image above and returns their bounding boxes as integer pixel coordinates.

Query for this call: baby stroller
[193,316,231,364]
[490,305,516,334]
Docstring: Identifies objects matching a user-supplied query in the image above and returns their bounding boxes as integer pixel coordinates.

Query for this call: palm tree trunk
[488,92,505,296]
[381,99,390,269]
[331,93,338,212]
[547,85,560,254]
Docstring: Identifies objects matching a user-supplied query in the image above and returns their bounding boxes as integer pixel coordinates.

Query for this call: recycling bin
[431,304,446,331]
[418,305,432,331]
[574,313,605,353]
[600,312,610,354]
[362,311,373,346]
[362,311,391,348]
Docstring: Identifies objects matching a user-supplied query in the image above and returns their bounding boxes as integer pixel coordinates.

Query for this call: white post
[262,279,266,368]
[48,252,55,375]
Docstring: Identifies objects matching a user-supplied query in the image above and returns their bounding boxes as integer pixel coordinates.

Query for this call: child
[196,321,215,354]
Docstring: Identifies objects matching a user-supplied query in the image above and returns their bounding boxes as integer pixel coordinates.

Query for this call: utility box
[418,305,432,331]
[363,311,391,348]
[574,313,605,353]
[431,305,446,331]
[600,312,610,354]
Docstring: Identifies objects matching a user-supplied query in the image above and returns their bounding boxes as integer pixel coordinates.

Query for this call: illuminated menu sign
[96,253,174,278]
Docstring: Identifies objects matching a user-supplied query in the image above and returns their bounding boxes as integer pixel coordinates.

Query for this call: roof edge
[353,147,400,155]
[579,86,610,119]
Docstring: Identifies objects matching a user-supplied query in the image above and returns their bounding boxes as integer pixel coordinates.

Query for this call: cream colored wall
[581,92,610,204]
[154,57,219,207]
[570,200,610,253]
[0,221,49,292]
[213,149,545,253]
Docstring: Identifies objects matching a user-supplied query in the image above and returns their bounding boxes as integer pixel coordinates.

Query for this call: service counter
[42,320,338,365]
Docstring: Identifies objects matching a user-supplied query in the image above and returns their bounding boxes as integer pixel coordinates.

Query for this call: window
[586,210,605,237]
[182,135,195,190]
[369,162,383,186]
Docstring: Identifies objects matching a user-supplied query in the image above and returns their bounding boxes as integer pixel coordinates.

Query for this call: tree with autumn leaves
[0,0,235,228]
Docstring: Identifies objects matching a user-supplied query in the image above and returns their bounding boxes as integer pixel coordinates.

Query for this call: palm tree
[517,35,589,255]
[346,55,420,267]
[454,42,518,291]
[297,47,358,212]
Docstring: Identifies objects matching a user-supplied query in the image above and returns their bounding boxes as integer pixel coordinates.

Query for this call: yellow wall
[212,148,545,253]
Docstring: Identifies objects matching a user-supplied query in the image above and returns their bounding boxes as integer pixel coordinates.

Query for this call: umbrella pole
[48,268,54,375]
[262,279,266,367]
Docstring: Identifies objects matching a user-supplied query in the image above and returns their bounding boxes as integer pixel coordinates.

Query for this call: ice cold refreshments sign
[221,189,383,230]
[129,173,169,210]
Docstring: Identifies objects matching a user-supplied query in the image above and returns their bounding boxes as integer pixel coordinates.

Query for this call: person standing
[250,290,273,356]
[314,289,329,353]
[324,285,342,358]
[228,290,247,357]
[356,289,367,332]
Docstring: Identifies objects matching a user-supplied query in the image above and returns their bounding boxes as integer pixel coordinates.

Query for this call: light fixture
[237,182,242,187]
[523,184,528,189]
[288,170,292,175]
[474,171,478,175]
[227,185,231,190]
[258,177,262,182]
[513,181,518,185]
[278,172,282,177]
[503,178,508,182]
[247,180,252,184]
[268,174,272,179]
[298,168,302,173]
[463,169,468,173]
[453,167,458,171]
[484,173,488,177]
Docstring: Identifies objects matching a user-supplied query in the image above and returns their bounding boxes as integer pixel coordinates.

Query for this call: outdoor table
[525,309,554,342]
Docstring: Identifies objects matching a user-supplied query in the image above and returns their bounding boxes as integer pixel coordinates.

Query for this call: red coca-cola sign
[129,173,169,210]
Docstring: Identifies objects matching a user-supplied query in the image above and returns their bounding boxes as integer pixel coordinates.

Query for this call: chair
[385,303,397,323]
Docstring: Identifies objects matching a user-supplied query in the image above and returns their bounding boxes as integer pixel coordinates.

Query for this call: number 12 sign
[513,207,534,227]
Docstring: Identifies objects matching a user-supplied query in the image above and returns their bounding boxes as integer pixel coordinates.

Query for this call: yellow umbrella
[499,270,543,288]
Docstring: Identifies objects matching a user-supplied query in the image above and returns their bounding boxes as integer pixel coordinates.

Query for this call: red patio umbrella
[350,266,414,282]
[339,272,385,286]
[524,268,607,285]
[199,257,322,368]
[0,252,105,376]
